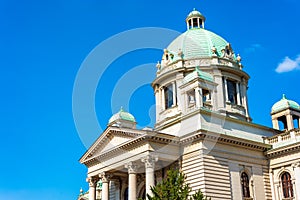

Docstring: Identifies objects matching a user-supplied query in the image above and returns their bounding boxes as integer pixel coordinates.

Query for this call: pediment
[79,127,143,163]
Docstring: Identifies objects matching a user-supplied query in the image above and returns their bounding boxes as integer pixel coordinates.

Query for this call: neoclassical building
[78,9,300,200]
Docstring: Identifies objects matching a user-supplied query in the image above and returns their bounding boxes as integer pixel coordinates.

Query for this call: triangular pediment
[79,126,144,163]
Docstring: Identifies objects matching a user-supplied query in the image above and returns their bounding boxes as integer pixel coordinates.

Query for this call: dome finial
[79,188,83,196]
[282,94,286,99]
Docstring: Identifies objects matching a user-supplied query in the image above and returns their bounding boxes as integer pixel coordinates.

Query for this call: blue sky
[1,0,300,199]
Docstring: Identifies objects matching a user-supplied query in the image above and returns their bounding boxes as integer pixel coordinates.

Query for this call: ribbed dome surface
[167,28,228,59]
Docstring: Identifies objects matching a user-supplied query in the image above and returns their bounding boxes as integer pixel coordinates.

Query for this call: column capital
[86,176,98,187]
[125,162,139,174]
[99,172,111,183]
[141,155,158,169]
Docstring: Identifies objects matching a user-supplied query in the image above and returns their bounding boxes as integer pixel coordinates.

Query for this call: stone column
[142,155,158,199]
[172,82,177,106]
[154,86,160,121]
[195,87,202,108]
[87,177,97,200]
[161,87,165,110]
[224,77,229,102]
[292,162,300,200]
[286,114,294,130]
[236,83,241,105]
[241,78,250,119]
[272,118,279,130]
[213,72,224,109]
[125,162,138,200]
[100,172,110,200]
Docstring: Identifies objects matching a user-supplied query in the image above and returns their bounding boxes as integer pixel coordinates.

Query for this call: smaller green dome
[271,94,300,113]
[183,66,213,84]
[108,107,136,124]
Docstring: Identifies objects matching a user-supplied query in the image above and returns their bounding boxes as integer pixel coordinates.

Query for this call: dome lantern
[186,8,206,30]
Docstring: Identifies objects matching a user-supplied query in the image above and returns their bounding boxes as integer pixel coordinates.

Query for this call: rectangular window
[164,84,173,109]
[202,89,210,103]
[187,90,195,106]
[227,80,237,104]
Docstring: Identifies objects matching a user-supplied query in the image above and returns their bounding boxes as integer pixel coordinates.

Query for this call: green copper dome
[108,107,136,124]
[271,94,300,113]
[164,9,237,62]
[183,66,213,83]
[167,28,229,60]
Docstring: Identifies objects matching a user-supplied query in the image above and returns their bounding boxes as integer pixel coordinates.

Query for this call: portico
[80,124,180,200]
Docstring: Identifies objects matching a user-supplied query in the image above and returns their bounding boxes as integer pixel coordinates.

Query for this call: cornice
[83,131,179,167]
[82,125,273,168]
[266,142,300,158]
[79,126,144,163]
[180,129,271,151]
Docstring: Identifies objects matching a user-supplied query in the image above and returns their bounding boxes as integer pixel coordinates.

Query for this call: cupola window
[227,80,237,104]
[164,84,174,109]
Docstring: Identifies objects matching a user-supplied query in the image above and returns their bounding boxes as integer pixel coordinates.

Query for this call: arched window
[241,172,250,198]
[281,172,294,198]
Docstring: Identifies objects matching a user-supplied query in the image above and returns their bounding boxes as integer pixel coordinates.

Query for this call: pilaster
[287,114,294,130]
[292,162,300,200]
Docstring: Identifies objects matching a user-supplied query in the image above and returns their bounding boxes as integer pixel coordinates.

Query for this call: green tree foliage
[141,169,210,200]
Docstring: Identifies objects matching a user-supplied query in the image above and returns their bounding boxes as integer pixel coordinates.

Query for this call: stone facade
[78,9,300,200]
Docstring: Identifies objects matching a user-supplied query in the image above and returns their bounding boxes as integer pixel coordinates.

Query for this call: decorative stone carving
[222,43,234,60]
[86,176,98,187]
[178,49,183,58]
[236,54,242,62]
[211,46,217,55]
[125,162,139,174]
[99,172,111,183]
[141,155,158,169]
[156,61,161,70]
